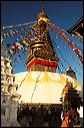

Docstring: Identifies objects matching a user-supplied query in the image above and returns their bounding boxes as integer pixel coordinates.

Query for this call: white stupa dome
[14,71,82,104]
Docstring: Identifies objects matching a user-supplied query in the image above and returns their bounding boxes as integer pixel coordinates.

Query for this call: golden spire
[68,64,71,69]
[37,7,48,22]
[41,6,44,13]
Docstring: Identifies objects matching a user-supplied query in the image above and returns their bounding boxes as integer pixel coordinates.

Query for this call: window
[6,77,10,83]
[4,60,8,65]
[11,69,13,74]
[1,76,4,81]
[5,68,10,74]
[10,62,13,66]
[8,84,12,92]
[13,76,15,82]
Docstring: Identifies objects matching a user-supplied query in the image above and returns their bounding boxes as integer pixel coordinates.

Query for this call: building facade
[1,46,21,126]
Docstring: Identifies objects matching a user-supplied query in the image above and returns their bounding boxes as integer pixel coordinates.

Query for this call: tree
[60,80,82,110]
[65,86,81,109]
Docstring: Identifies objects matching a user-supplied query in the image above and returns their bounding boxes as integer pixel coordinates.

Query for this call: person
[28,115,32,127]
[68,115,73,127]
[61,109,69,127]
[56,108,61,127]
[73,109,80,127]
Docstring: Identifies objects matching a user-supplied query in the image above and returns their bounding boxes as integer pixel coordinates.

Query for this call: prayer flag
[22,39,28,46]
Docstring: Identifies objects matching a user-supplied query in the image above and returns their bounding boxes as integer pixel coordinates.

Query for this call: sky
[1,1,83,85]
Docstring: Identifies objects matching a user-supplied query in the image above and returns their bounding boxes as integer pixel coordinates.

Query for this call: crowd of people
[61,107,80,127]
[17,104,80,127]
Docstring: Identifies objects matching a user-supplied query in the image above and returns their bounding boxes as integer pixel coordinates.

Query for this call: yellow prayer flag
[22,40,28,46]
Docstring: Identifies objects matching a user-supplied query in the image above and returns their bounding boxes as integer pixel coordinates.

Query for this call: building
[14,8,82,106]
[65,64,76,79]
[24,8,59,72]
[67,17,83,38]
[1,42,21,126]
